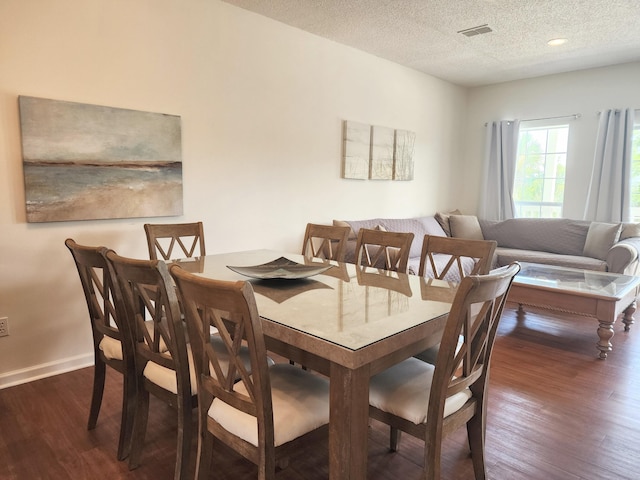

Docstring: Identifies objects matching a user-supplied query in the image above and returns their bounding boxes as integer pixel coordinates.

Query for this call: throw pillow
[621,222,640,240]
[449,215,484,240]
[434,209,462,237]
[583,222,622,260]
[333,220,356,239]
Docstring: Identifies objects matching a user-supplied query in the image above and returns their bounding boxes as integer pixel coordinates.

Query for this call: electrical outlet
[0,317,8,337]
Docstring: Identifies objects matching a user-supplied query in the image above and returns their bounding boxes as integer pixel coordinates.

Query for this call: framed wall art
[341,119,415,181]
[19,96,183,222]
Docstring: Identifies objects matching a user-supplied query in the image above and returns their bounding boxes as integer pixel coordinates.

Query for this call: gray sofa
[335,215,640,277]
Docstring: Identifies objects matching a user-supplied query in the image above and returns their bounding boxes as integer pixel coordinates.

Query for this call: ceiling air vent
[458,24,493,37]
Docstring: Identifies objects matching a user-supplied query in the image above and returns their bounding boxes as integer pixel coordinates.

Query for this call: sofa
[334,214,640,277]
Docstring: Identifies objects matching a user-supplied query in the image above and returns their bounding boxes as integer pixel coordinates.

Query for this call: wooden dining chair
[105,251,259,479]
[144,222,206,261]
[368,262,520,480]
[416,235,498,364]
[170,265,331,480]
[418,235,497,282]
[301,223,351,262]
[355,228,414,273]
[104,251,195,480]
[65,239,135,461]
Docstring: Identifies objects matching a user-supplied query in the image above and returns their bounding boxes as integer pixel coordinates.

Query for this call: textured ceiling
[221,0,640,87]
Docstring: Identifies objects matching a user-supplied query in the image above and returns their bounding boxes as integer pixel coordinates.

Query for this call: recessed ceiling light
[547,38,568,46]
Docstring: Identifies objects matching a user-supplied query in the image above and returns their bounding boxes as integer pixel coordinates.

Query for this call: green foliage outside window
[513,125,568,218]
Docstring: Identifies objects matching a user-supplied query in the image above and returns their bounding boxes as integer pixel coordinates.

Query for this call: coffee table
[508,262,640,359]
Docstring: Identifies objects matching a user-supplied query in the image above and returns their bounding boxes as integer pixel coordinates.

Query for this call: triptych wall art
[342,120,415,181]
[19,96,183,223]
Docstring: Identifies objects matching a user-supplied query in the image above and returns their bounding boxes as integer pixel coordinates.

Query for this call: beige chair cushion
[583,222,622,260]
[99,321,167,360]
[209,363,330,447]
[143,335,257,396]
[369,357,471,425]
[99,335,123,360]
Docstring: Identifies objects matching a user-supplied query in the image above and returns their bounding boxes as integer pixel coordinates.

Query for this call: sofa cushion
[434,209,462,237]
[479,218,590,256]
[583,222,622,260]
[620,223,640,240]
[495,248,608,271]
[449,215,484,241]
[333,220,357,239]
[380,217,445,258]
[340,218,384,239]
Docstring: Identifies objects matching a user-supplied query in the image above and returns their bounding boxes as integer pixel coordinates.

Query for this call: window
[630,124,640,222]
[513,124,569,218]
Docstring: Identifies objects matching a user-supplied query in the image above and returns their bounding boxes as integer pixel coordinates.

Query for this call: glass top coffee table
[509,262,640,359]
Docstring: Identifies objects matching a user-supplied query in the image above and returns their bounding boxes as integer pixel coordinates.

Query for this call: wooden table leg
[622,300,637,332]
[596,319,614,359]
[329,363,369,480]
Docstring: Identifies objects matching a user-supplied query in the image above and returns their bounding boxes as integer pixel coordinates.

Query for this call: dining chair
[418,235,497,282]
[144,222,206,261]
[301,223,351,262]
[104,250,194,480]
[105,251,259,479]
[170,265,331,480]
[65,239,135,461]
[354,228,414,273]
[415,235,498,364]
[368,262,520,480]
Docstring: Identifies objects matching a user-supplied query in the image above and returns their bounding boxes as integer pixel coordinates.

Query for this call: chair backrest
[301,223,351,262]
[428,262,520,431]
[418,235,497,281]
[144,222,206,260]
[65,239,125,353]
[105,251,191,400]
[355,265,412,297]
[169,265,275,449]
[355,228,414,273]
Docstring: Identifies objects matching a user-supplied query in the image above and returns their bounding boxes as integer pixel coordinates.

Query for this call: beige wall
[0,0,467,386]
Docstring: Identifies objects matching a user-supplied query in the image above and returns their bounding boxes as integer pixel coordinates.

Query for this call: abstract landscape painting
[19,96,183,222]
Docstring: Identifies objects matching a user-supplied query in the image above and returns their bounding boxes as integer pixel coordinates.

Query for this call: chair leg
[467,413,487,480]
[128,386,150,470]
[390,427,401,452]
[174,397,193,480]
[424,433,442,480]
[195,428,214,480]
[88,356,106,430]
[117,369,137,461]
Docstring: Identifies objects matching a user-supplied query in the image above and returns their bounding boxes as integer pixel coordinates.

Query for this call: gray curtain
[584,108,635,222]
[479,120,520,221]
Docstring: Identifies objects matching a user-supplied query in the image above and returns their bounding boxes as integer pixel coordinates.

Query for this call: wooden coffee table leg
[622,300,637,332]
[596,320,614,359]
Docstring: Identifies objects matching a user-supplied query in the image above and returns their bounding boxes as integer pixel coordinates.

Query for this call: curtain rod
[484,113,581,126]
[522,113,581,122]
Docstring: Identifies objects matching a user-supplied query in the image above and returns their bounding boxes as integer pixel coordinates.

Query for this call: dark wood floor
[2,304,640,479]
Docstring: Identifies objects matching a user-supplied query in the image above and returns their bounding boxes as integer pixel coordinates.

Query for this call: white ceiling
[221,0,640,87]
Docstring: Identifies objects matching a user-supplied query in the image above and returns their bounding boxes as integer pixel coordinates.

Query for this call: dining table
[171,249,457,480]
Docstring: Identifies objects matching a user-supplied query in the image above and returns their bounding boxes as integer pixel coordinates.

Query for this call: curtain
[479,120,520,221]
[584,109,635,222]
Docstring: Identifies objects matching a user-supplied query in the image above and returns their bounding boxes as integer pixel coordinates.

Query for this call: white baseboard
[0,353,94,390]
